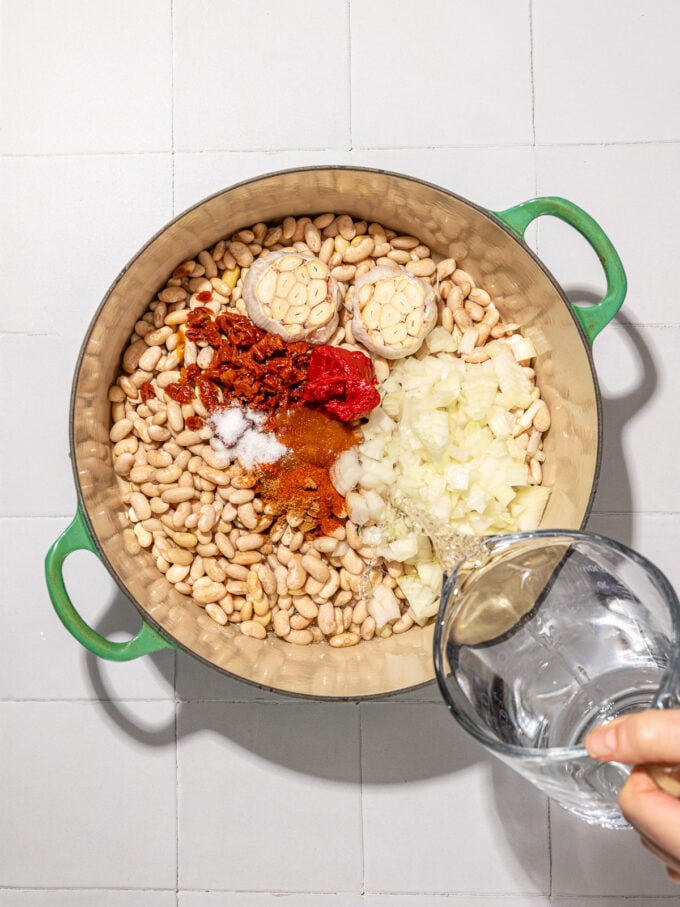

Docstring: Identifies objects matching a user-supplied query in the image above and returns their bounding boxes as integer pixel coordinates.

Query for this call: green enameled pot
[45,167,626,699]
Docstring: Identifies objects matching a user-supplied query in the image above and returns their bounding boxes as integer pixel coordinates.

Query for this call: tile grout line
[0,888,178,893]
[171,0,178,837]
[1,890,677,900]
[170,0,176,217]
[1,138,680,159]
[0,698,444,705]
[528,0,539,202]
[174,679,180,907]
[0,698,179,704]
[528,0,540,263]
[4,889,679,900]
[170,6,179,900]
[172,138,680,153]
[0,150,173,159]
[357,702,365,895]
[347,0,353,152]
[0,331,63,337]
[547,798,553,898]
[528,0,537,152]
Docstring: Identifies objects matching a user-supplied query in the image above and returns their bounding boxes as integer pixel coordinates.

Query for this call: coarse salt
[210,405,288,470]
[211,406,247,446]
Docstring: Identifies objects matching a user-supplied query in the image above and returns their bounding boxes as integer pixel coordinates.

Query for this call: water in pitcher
[439,533,674,826]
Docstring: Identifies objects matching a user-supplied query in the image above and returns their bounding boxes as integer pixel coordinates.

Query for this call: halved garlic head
[349,266,437,359]
[242,250,342,343]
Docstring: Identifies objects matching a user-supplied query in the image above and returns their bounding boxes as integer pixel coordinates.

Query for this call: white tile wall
[549,901,680,907]
[590,325,680,514]
[0,0,172,154]
[550,805,680,897]
[533,0,680,144]
[176,703,362,891]
[178,896,363,907]
[360,704,550,895]
[0,894,177,907]
[2,0,679,903]
[350,0,533,148]
[0,702,177,889]
[363,899,551,907]
[1,334,78,516]
[0,154,173,337]
[173,149,354,215]
[534,143,680,326]
[172,0,350,152]
[0,517,175,700]
[350,147,538,211]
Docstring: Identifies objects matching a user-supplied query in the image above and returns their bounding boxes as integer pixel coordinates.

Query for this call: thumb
[585,710,680,764]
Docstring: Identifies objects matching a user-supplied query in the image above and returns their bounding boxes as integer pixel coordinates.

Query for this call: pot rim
[67,164,603,699]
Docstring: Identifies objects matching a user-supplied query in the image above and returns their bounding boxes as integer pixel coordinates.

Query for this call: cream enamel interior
[70,167,600,699]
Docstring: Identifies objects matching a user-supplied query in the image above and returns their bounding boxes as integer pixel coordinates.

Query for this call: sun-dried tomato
[215,313,262,346]
[195,375,220,410]
[185,363,200,382]
[203,313,311,412]
[185,415,205,430]
[196,291,213,302]
[185,307,221,346]
[189,306,213,322]
[139,381,155,403]
[165,383,195,404]
[163,310,313,415]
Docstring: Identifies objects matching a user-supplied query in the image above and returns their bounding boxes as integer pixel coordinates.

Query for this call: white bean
[130,492,151,521]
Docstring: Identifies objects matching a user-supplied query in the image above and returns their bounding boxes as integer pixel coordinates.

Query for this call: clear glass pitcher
[433,529,680,828]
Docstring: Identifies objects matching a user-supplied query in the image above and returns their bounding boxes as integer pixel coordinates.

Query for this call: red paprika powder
[259,459,347,536]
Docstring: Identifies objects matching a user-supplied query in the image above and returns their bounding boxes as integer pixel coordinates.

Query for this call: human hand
[585,710,680,882]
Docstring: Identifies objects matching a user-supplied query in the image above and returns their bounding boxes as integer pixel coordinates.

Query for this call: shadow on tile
[561,297,657,542]
[78,591,177,745]
[489,756,551,885]
[76,595,550,888]
[81,603,480,785]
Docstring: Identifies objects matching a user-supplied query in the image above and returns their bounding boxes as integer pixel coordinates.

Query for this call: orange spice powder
[258,406,360,535]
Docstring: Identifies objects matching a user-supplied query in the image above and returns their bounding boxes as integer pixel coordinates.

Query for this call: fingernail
[586,725,617,758]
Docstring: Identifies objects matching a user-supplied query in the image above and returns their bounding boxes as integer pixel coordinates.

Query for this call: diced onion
[397,573,440,625]
[346,491,370,526]
[507,334,537,362]
[425,327,458,354]
[458,327,479,355]
[330,449,362,496]
[369,584,401,629]
[354,351,550,571]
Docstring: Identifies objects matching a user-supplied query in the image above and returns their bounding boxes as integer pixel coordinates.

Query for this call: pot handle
[45,508,176,660]
[491,196,627,343]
